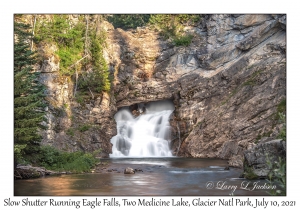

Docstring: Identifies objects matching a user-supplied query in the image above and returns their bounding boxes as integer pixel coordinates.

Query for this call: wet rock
[14,165,57,179]
[124,167,135,174]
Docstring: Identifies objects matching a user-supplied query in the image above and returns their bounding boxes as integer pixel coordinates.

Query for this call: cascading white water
[110,100,174,157]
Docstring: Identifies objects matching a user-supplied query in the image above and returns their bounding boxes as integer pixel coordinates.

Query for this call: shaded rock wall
[243,139,286,178]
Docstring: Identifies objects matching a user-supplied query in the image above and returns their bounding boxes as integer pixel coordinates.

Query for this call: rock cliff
[35,14,286,165]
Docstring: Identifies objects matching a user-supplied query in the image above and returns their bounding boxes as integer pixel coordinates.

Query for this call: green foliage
[38,146,99,173]
[277,112,286,141]
[66,128,75,136]
[266,156,286,195]
[275,98,286,119]
[35,15,85,76]
[274,98,286,141]
[242,70,262,87]
[78,30,110,92]
[14,20,46,163]
[35,15,111,94]
[75,93,85,105]
[175,14,201,25]
[243,164,258,180]
[255,134,261,144]
[255,131,272,143]
[78,124,91,132]
[106,14,150,30]
[149,14,201,46]
[173,34,194,46]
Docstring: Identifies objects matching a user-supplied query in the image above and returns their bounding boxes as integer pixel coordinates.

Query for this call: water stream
[110,100,174,157]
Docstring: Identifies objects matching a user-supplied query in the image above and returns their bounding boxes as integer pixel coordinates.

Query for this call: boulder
[124,167,135,174]
[243,139,286,178]
[228,155,243,168]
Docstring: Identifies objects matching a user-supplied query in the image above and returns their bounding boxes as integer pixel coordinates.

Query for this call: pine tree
[14,20,45,164]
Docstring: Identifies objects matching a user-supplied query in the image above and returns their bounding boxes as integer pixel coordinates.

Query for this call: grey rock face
[243,139,286,177]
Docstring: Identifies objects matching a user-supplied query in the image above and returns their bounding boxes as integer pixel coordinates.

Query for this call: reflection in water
[15,158,271,196]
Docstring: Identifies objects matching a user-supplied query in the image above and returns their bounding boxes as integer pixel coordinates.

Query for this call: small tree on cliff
[14,19,45,164]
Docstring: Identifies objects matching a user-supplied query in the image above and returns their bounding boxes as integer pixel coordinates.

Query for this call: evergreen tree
[14,20,45,164]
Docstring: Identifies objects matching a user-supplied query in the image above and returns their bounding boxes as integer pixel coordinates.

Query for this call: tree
[14,20,45,164]
[106,14,150,30]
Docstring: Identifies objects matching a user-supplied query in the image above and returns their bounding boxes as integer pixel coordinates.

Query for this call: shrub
[38,145,99,173]
[66,128,75,136]
[173,34,193,46]
[149,14,201,46]
[277,112,286,141]
[78,30,110,93]
[75,94,85,105]
[106,14,150,30]
[78,124,91,132]
[243,164,258,180]
[266,156,286,195]
[35,15,85,76]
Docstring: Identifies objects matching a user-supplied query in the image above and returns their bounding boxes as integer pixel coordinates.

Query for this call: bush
[106,14,150,30]
[38,146,99,173]
[266,156,286,195]
[243,164,258,180]
[78,124,91,132]
[173,34,193,46]
[277,112,286,141]
[66,128,75,136]
[35,15,85,76]
[75,94,85,105]
[78,30,110,93]
[149,14,201,46]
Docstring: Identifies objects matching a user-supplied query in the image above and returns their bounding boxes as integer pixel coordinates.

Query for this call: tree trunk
[30,15,36,51]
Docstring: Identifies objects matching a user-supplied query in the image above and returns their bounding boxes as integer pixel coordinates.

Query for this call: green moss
[78,124,91,132]
[242,70,263,87]
[63,103,68,109]
[75,94,85,105]
[196,121,203,126]
[277,98,286,114]
[255,134,261,144]
[66,128,75,136]
[255,130,273,144]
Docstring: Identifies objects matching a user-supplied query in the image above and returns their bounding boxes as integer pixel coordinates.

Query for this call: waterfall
[176,121,181,156]
[110,100,174,157]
